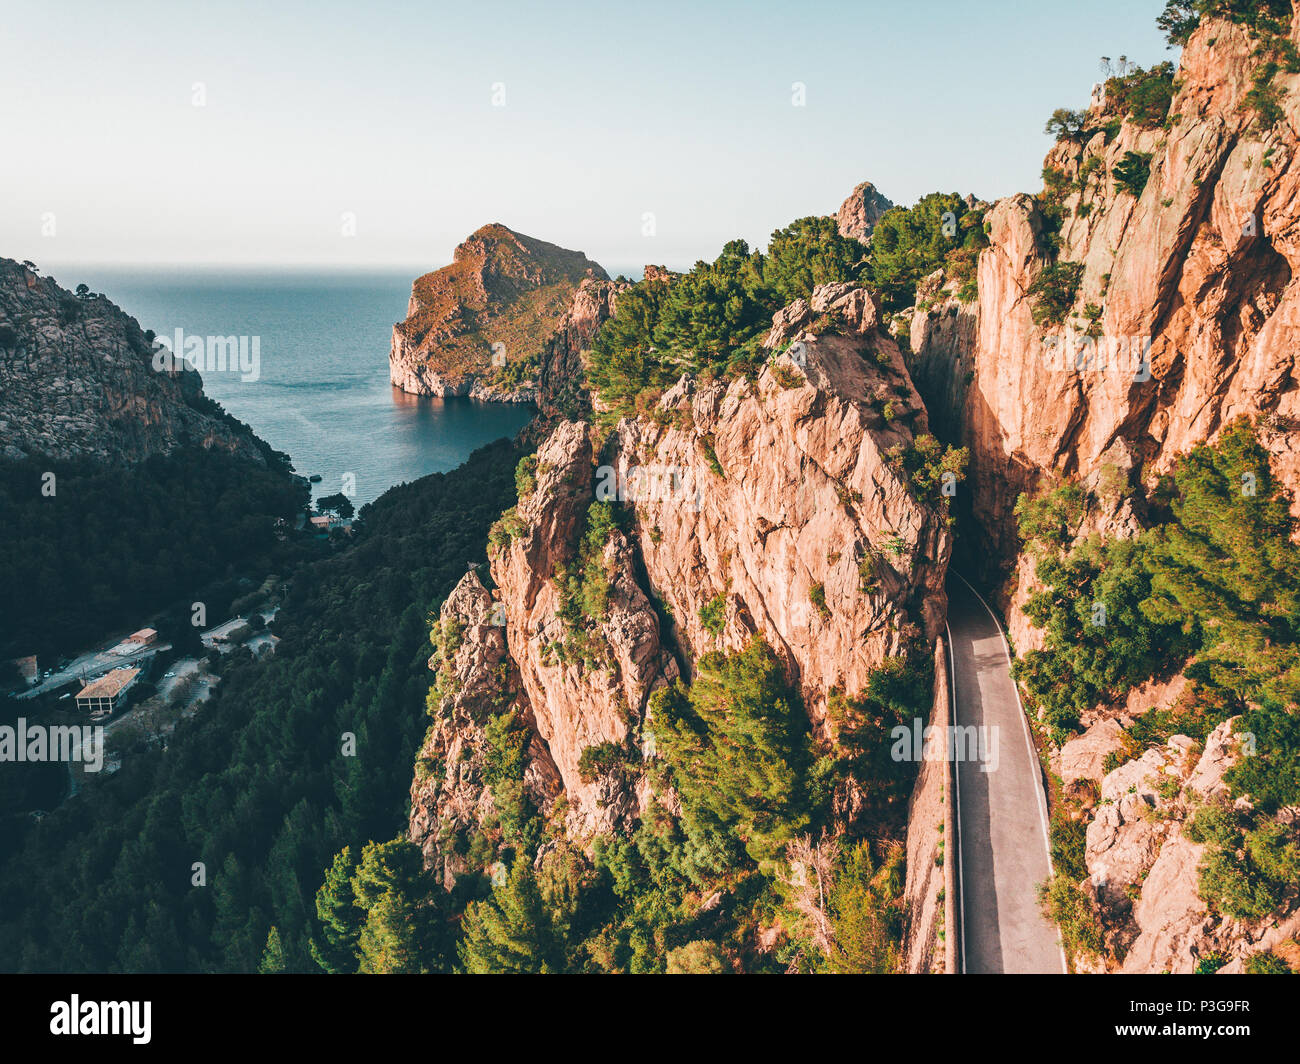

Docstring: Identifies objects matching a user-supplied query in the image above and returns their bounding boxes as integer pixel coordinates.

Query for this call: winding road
[946,572,1066,974]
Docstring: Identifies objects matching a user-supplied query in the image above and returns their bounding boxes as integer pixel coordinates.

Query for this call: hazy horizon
[4,0,1172,270]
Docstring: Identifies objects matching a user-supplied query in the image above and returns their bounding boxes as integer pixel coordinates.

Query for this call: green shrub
[698,593,726,637]
[1014,480,1087,552]
[826,653,934,809]
[1038,165,1073,245]
[1194,951,1229,974]
[1105,63,1174,128]
[488,506,527,548]
[578,741,629,784]
[1044,108,1086,140]
[884,434,968,505]
[1158,0,1292,48]
[1028,262,1084,327]
[824,841,905,974]
[700,437,725,479]
[1050,809,1089,882]
[1039,874,1105,961]
[809,583,830,620]
[1244,950,1291,974]
[514,455,538,499]
[665,939,730,973]
[1113,151,1153,198]
[552,501,622,667]
[1188,799,1300,922]
[1246,59,1285,128]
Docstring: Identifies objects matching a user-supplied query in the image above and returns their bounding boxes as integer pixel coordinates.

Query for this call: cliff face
[488,420,680,836]
[912,17,1300,639]
[410,281,955,856]
[409,571,563,884]
[0,258,270,466]
[904,12,1300,973]
[615,283,950,726]
[390,224,610,402]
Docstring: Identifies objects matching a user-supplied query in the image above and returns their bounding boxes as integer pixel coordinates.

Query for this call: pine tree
[351,838,438,974]
[826,841,904,974]
[356,893,422,974]
[1144,419,1300,703]
[652,638,811,868]
[458,858,566,973]
[258,926,287,973]
[311,846,361,973]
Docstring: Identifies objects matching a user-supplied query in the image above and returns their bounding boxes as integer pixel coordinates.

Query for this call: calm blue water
[46,266,535,507]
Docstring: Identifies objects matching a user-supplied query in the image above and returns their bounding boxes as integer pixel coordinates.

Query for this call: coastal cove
[44,266,534,507]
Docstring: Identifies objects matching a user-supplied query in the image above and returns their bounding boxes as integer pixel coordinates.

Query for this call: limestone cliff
[0,258,272,466]
[614,283,950,725]
[389,224,610,403]
[910,15,1300,635]
[903,10,1300,973]
[487,420,681,837]
[409,570,562,885]
[410,281,955,862]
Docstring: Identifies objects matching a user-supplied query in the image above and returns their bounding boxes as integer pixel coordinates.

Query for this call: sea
[45,266,536,508]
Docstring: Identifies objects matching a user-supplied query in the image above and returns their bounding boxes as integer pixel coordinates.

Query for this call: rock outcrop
[390,224,609,402]
[486,421,680,836]
[614,283,951,725]
[409,570,562,885]
[0,258,271,466]
[1065,714,1300,973]
[410,282,956,865]
[836,181,895,243]
[909,15,1300,615]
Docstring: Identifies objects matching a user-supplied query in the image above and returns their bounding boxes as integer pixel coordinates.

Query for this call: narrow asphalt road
[946,573,1066,974]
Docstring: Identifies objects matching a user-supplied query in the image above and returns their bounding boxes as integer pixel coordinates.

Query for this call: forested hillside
[0,448,306,659]
[0,440,522,972]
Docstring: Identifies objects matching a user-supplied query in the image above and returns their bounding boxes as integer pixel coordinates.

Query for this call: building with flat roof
[75,667,140,719]
[112,628,159,656]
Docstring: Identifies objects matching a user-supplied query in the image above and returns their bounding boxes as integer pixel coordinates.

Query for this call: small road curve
[946,572,1066,974]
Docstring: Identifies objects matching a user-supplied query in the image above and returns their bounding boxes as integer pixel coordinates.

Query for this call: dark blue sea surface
[49,266,534,507]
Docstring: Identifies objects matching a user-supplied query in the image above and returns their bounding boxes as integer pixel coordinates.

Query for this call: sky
[1,0,1174,272]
